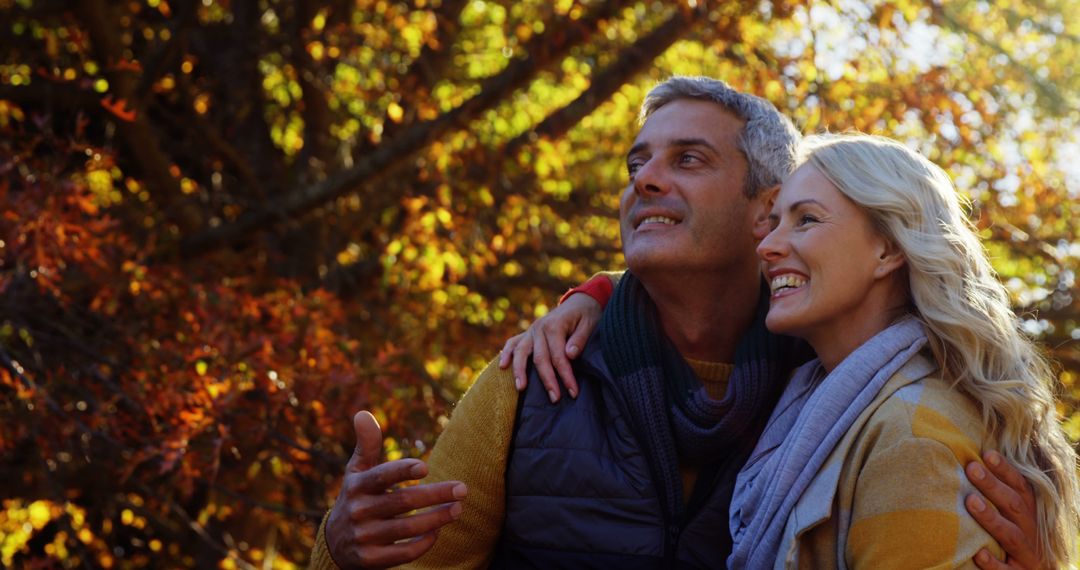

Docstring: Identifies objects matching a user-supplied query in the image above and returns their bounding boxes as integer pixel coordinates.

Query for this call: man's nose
[633,158,669,196]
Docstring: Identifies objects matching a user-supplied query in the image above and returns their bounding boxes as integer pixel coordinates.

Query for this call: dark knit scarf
[599,272,809,528]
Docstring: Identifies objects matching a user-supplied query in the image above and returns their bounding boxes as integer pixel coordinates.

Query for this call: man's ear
[873,239,907,279]
[751,185,780,241]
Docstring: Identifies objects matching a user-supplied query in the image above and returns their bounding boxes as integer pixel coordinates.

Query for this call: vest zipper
[665,523,680,564]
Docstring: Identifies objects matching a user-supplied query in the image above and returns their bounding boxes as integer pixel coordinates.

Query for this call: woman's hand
[498,293,603,403]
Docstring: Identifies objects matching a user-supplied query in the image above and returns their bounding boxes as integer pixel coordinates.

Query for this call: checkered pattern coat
[775,353,1006,569]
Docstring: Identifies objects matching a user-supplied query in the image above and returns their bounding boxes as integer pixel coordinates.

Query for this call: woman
[504,133,1078,567]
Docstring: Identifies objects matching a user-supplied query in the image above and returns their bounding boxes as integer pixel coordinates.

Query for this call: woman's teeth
[771,274,807,293]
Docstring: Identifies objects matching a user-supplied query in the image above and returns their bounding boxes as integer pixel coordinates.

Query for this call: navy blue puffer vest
[490,330,739,569]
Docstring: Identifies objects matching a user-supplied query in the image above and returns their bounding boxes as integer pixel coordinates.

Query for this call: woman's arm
[498,271,622,401]
[847,436,1004,569]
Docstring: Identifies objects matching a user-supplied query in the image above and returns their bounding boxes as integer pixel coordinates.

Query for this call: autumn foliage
[1,0,1079,567]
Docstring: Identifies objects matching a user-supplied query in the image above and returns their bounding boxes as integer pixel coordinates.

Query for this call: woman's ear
[752,185,780,241]
[874,239,906,279]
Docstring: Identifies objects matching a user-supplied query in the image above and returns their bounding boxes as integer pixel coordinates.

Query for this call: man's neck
[641,266,762,363]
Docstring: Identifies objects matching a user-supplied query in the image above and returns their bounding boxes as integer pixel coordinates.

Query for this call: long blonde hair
[799,133,1079,565]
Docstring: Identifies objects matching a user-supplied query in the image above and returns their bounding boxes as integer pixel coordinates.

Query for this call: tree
[1,0,1078,566]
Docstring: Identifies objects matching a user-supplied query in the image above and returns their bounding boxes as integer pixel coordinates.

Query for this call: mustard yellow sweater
[309,357,732,569]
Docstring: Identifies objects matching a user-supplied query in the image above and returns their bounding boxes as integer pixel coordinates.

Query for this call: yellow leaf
[387,102,404,123]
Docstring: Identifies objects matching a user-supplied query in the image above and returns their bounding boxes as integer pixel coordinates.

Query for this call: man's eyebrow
[670,137,718,152]
[626,138,720,158]
[627,142,648,158]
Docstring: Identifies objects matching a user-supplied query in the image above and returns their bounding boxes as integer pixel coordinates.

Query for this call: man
[311,77,1041,569]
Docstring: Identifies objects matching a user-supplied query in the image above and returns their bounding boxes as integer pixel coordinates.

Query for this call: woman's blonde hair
[798,133,1079,565]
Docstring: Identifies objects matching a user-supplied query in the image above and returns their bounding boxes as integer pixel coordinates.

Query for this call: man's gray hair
[641,76,801,197]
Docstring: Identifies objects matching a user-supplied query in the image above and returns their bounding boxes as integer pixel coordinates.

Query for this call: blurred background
[1,0,1078,567]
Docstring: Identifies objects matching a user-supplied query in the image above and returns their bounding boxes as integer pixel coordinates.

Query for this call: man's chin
[624,257,677,279]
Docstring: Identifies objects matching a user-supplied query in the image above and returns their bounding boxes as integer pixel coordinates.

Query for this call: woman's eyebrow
[787,198,825,212]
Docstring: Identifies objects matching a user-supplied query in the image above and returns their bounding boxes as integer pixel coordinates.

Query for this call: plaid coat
[775,352,1006,569]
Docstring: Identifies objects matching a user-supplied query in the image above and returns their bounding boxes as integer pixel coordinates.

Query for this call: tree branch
[932,4,1068,113]
[386,0,469,134]
[162,73,267,198]
[187,0,286,198]
[135,0,199,105]
[0,82,100,110]
[502,3,706,158]
[177,0,636,259]
[76,0,203,231]
[402,0,469,98]
[470,3,707,224]
[287,0,335,167]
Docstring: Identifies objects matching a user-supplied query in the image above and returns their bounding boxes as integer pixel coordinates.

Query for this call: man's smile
[637,215,678,228]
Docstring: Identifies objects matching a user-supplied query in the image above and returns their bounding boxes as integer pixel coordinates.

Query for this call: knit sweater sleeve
[558,270,625,306]
[308,358,519,570]
[402,357,520,569]
[308,513,338,569]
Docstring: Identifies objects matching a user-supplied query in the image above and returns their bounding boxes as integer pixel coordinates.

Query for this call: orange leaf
[112,59,143,73]
[100,95,137,122]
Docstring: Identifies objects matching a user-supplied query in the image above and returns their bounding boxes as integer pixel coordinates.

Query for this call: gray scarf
[727,317,928,568]
[599,273,810,537]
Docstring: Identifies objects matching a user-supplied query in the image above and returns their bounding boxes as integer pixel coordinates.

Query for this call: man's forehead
[632,99,743,151]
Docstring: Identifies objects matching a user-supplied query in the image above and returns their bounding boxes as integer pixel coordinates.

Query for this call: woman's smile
[757,164,907,370]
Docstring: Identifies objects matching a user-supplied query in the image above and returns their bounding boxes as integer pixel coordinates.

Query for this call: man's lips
[632,213,681,229]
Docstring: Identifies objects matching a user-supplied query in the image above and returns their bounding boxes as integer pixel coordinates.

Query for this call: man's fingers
[973,548,1012,570]
[965,493,1028,560]
[353,531,441,570]
[346,411,384,473]
[358,501,463,545]
[983,451,1035,506]
[970,453,1040,568]
[353,480,467,519]
[347,459,428,495]
[966,461,1028,522]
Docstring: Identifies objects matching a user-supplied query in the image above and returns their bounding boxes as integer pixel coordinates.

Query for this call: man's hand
[325,411,467,569]
[498,292,603,402]
[965,450,1042,569]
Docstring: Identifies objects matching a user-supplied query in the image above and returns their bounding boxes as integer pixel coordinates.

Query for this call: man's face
[620,98,758,278]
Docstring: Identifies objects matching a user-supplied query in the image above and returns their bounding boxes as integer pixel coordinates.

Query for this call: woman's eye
[797,214,819,226]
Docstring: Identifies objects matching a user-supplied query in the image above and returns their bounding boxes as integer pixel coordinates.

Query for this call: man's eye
[678,154,700,165]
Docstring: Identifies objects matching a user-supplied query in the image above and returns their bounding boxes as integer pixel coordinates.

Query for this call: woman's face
[757,163,906,367]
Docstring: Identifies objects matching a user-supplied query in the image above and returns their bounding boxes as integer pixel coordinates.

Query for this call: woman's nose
[757,225,788,261]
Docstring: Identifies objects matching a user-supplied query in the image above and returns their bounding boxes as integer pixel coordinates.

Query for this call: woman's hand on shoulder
[498,293,603,403]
